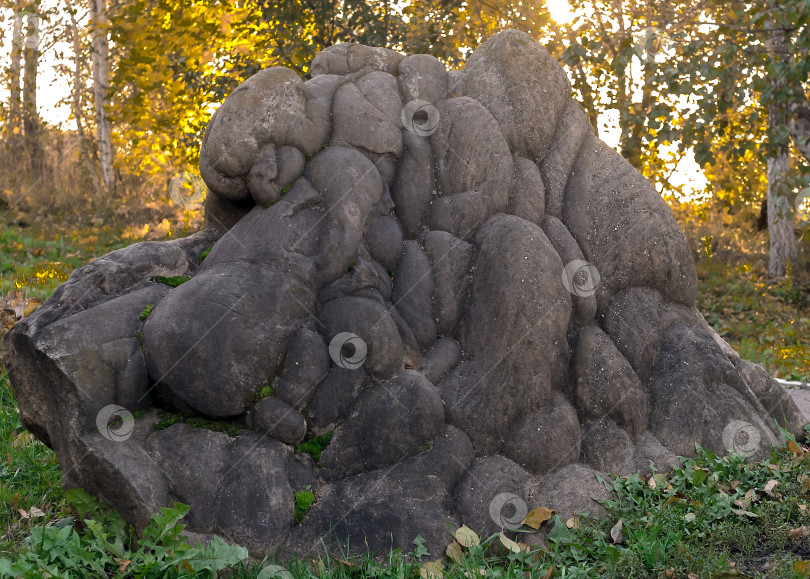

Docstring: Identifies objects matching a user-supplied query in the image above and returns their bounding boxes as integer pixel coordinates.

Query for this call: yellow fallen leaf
[795,560,810,576]
[521,507,555,529]
[499,532,522,554]
[420,560,443,579]
[446,540,463,563]
[115,558,131,573]
[566,516,578,529]
[455,525,480,548]
[789,439,804,455]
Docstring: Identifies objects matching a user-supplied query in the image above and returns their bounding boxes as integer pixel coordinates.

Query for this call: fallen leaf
[689,573,699,579]
[664,495,685,507]
[28,506,44,517]
[683,512,696,522]
[17,508,28,519]
[731,509,759,518]
[566,516,578,529]
[544,564,556,579]
[499,532,522,554]
[734,499,750,509]
[420,560,443,579]
[790,526,810,538]
[522,507,555,529]
[610,519,623,544]
[789,439,804,455]
[795,560,810,576]
[455,525,480,548]
[115,559,131,573]
[763,480,780,497]
[446,540,463,563]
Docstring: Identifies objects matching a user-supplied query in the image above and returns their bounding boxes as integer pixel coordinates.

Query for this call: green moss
[154,411,242,436]
[186,416,242,437]
[280,184,292,195]
[348,260,356,272]
[132,409,148,419]
[264,200,276,208]
[155,275,190,287]
[304,154,312,162]
[138,304,155,321]
[197,247,212,264]
[293,489,315,523]
[155,411,184,430]
[387,269,394,278]
[295,431,333,463]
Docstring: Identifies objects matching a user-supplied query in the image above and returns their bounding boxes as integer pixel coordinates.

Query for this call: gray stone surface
[3,31,806,562]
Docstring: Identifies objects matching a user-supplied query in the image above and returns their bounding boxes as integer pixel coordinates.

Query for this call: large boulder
[2,30,804,564]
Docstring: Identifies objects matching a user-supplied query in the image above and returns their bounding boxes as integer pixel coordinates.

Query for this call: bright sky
[1,0,707,200]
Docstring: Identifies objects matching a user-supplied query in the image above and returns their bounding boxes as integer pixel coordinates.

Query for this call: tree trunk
[66,0,103,198]
[22,10,42,175]
[766,105,797,278]
[764,19,798,278]
[90,0,115,195]
[7,7,24,136]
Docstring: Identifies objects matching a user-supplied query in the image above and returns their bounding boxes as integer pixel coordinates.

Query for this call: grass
[1,206,809,576]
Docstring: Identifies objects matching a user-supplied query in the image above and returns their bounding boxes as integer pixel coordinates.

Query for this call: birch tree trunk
[765,114,797,278]
[21,10,42,175]
[89,0,115,195]
[764,17,798,278]
[66,0,103,198]
[7,7,24,136]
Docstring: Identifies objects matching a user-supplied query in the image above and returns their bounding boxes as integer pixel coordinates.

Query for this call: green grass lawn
[1,217,810,577]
